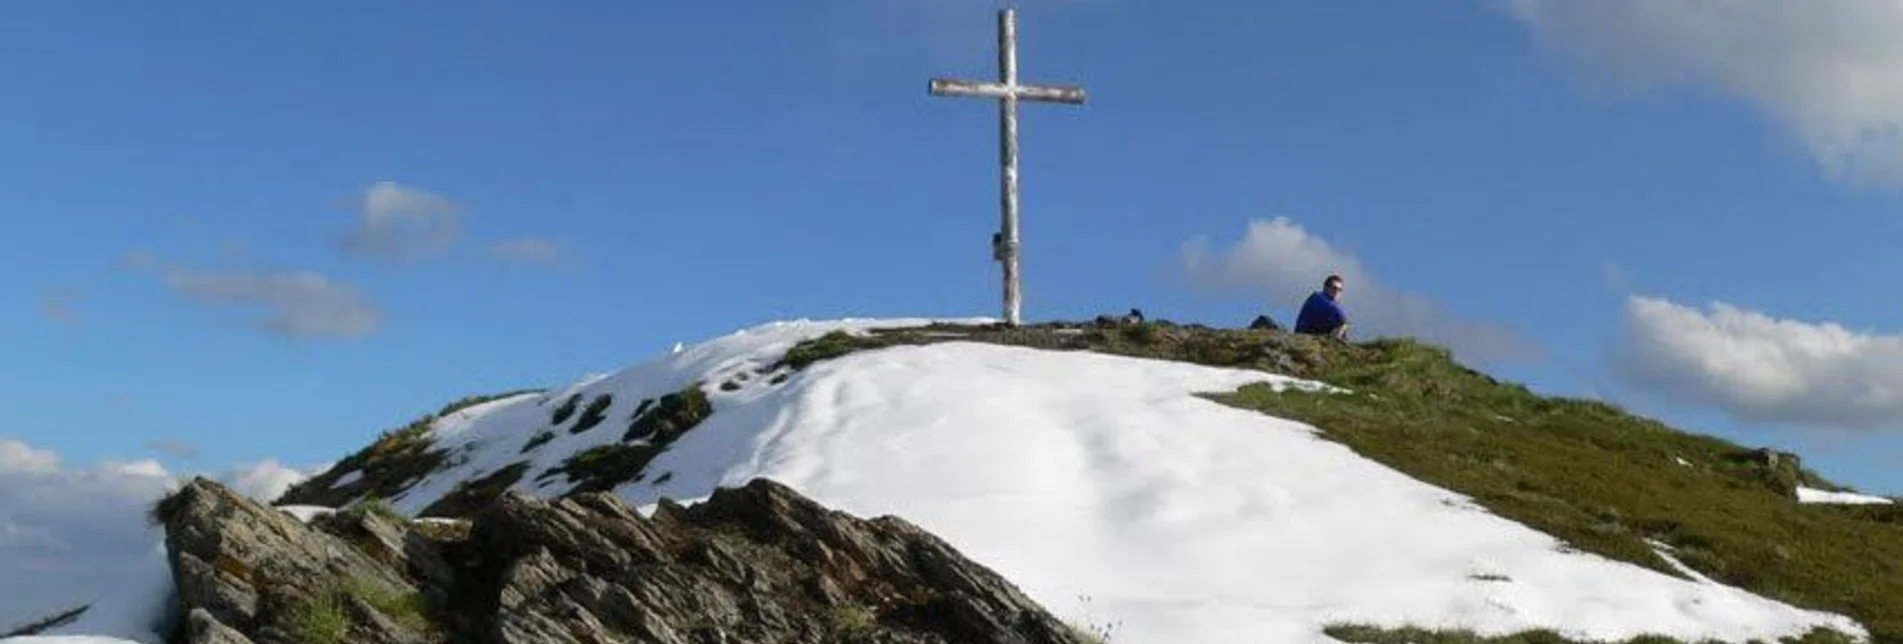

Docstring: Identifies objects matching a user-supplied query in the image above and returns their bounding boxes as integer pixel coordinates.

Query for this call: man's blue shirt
[1294,291,1345,334]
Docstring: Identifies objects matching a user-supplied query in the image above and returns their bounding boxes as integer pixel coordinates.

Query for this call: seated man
[1294,275,1350,341]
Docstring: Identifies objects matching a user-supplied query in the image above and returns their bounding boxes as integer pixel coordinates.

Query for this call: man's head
[1322,274,1344,299]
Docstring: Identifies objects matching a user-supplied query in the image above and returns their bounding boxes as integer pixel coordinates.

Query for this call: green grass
[520,429,555,453]
[829,603,878,638]
[776,330,866,371]
[339,497,404,523]
[338,577,431,633]
[1203,338,1901,642]
[623,384,712,445]
[285,577,432,644]
[550,393,582,426]
[286,590,348,644]
[545,443,666,494]
[570,394,614,434]
[418,461,531,518]
[774,322,1900,642]
[277,388,542,508]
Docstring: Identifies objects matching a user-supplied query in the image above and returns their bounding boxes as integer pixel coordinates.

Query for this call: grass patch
[830,603,878,638]
[546,444,666,494]
[277,388,541,508]
[520,430,554,453]
[550,393,582,426]
[286,590,348,644]
[338,577,431,633]
[776,330,865,371]
[570,394,614,434]
[339,496,404,524]
[418,461,531,518]
[285,578,433,644]
[1202,338,1903,641]
[774,322,1901,640]
[623,385,713,445]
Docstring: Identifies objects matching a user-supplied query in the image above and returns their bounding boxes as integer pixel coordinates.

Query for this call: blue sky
[6,0,1903,500]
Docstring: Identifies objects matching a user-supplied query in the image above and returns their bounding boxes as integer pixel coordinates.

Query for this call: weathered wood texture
[929,9,1086,327]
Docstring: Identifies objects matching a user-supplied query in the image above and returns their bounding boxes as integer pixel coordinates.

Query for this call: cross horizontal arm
[929,78,1086,105]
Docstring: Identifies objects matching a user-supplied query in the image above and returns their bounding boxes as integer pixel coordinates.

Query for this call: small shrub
[550,444,665,494]
[570,394,614,434]
[829,603,877,638]
[624,385,713,445]
[339,577,430,633]
[520,430,555,453]
[550,394,582,426]
[418,462,531,519]
[779,330,863,370]
[287,591,348,644]
[341,497,404,524]
[147,488,189,527]
[1119,322,1159,345]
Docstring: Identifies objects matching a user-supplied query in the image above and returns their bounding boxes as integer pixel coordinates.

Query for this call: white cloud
[340,181,459,262]
[0,439,326,631]
[0,438,175,631]
[1504,0,1903,187]
[488,237,567,267]
[0,440,59,475]
[1612,296,1903,430]
[132,258,382,340]
[220,458,315,504]
[162,268,381,339]
[1181,217,1539,363]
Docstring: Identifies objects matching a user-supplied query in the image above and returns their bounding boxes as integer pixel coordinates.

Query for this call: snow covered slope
[1797,486,1895,505]
[26,317,1870,644]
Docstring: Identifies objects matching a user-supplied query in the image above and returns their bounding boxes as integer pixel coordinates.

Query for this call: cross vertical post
[930,8,1085,327]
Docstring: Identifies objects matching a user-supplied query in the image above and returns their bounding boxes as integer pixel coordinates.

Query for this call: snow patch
[276,505,335,522]
[1797,486,1894,505]
[38,317,1866,643]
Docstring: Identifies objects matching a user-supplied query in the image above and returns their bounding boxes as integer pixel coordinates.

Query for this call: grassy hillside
[779,320,1902,643]
[279,318,1903,642]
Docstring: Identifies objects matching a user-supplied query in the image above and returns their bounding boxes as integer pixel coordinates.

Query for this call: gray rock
[185,608,256,644]
[157,476,1086,644]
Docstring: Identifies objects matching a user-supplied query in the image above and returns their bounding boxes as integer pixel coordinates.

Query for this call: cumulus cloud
[162,268,381,339]
[129,255,382,340]
[340,181,459,262]
[220,458,315,504]
[1612,296,1903,430]
[1181,217,1539,363]
[1503,0,1903,187]
[0,439,327,630]
[488,237,567,267]
[0,438,176,630]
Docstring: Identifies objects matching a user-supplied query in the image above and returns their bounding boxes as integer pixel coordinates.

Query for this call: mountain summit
[25,317,1903,644]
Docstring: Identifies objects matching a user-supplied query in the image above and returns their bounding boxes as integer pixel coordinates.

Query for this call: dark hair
[1324,274,1343,289]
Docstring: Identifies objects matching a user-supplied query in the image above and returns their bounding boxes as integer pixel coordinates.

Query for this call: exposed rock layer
[159,476,1086,644]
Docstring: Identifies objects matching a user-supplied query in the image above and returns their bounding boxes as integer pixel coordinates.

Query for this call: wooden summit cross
[930,8,1086,328]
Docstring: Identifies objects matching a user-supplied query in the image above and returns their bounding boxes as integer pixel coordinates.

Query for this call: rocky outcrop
[156,477,1087,644]
[155,478,437,644]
